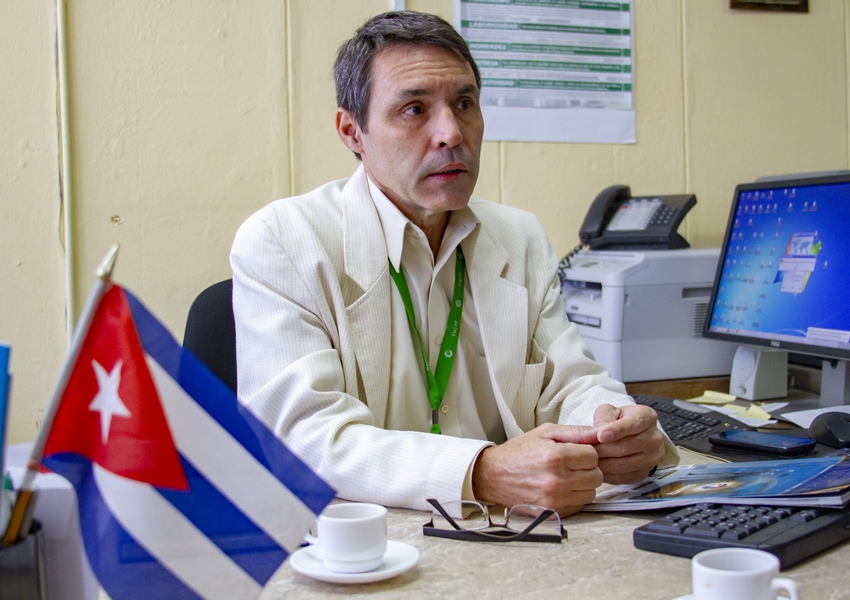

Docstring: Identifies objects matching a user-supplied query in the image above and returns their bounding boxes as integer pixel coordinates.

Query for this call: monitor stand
[776,358,850,418]
[819,359,850,407]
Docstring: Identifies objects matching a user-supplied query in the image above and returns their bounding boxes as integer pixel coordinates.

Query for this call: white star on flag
[88,359,132,444]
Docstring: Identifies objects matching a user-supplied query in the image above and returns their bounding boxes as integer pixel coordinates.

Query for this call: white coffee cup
[692,548,799,600]
[308,503,388,573]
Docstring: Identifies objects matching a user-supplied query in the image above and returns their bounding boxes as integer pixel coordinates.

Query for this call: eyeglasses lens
[505,504,562,538]
[432,501,490,531]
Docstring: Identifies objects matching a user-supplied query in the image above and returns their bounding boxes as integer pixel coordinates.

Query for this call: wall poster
[455,0,636,144]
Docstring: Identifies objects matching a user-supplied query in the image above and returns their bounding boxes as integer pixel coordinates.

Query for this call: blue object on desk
[0,343,10,473]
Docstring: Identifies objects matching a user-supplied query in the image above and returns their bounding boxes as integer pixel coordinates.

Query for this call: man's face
[337,44,484,227]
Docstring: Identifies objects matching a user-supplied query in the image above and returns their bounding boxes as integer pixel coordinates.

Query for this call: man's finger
[596,405,657,443]
[545,424,601,445]
[552,441,602,472]
[593,404,622,427]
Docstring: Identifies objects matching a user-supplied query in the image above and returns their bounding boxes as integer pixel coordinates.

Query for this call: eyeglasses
[423,498,566,544]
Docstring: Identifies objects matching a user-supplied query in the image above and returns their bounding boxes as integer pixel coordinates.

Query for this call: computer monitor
[703,173,850,407]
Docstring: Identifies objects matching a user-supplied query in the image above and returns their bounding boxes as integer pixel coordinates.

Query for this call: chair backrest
[183,279,237,393]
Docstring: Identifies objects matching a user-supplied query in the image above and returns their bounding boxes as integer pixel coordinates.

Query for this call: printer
[560,248,737,383]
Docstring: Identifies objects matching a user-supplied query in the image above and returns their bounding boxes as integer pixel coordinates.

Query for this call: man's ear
[336,109,365,156]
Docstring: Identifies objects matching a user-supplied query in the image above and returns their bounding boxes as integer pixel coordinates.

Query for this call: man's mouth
[431,164,467,177]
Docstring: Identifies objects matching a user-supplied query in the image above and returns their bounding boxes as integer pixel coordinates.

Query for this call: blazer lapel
[341,167,392,426]
[465,222,528,439]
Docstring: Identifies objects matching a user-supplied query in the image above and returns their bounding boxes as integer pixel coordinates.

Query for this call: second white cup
[311,503,388,574]
[692,548,799,600]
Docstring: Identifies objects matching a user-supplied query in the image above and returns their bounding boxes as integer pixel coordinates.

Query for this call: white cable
[56,0,76,345]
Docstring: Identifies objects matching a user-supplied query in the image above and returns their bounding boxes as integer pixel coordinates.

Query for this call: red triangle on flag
[43,285,188,491]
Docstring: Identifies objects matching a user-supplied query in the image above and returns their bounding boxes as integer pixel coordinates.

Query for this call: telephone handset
[578,184,696,250]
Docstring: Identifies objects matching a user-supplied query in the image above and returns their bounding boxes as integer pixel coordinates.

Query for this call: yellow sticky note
[684,390,737,405]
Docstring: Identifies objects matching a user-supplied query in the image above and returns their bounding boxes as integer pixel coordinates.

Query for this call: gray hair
[334,10,481,135]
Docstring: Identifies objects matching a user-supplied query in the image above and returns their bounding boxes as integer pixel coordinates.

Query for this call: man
[231,10,677,516]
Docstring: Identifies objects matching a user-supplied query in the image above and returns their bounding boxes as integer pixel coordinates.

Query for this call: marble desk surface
[259,449,850,600]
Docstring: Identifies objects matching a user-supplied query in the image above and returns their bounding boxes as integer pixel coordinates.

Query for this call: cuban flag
[40,284,336,599]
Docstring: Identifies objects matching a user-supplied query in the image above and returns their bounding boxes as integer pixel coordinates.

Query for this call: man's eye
[403,105,424,116]
[457,99,472,110]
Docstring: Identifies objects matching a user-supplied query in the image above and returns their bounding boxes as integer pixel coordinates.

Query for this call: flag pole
[3,244,119,546]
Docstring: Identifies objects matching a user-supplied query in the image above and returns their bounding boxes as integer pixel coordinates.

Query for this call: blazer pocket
[514,341,547,433]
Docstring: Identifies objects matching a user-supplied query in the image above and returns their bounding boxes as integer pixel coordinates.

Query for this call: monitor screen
[703,174,850,362]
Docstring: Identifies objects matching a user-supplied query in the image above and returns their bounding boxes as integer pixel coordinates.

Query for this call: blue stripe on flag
[43,453,203,600]
[158,456,288,583]
[123,288,336,514]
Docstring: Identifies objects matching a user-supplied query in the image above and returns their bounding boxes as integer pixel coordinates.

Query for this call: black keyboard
[633,394,750,443]
[633,502,850,568]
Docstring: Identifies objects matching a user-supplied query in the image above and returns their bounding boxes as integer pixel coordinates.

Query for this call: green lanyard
[388,246,465,434]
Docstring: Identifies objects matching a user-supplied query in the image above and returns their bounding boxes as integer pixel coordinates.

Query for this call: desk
[258,449,850,600]
[626,376,731,400]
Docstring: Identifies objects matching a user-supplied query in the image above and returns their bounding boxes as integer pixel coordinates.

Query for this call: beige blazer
[231,166,677,511]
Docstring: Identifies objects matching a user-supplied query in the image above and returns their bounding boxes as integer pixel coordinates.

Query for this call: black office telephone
[578,184,696,250]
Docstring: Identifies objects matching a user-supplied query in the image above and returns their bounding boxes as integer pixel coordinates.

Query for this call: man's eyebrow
[399,88,429,99]
[398,83,479,99]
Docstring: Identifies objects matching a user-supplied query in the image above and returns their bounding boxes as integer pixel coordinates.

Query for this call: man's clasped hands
[473,404,664,516]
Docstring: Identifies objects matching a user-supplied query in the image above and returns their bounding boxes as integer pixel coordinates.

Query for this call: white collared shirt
[368,178,507,445]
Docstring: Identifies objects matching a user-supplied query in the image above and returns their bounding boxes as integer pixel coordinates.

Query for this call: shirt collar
[367,176,479,271]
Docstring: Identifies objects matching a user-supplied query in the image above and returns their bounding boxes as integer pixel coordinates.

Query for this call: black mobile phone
[708,430,817,456]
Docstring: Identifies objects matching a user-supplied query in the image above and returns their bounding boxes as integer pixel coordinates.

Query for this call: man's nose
[433,106,464,149]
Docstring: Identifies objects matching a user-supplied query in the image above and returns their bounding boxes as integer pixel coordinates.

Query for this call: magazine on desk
[583,455,850,512]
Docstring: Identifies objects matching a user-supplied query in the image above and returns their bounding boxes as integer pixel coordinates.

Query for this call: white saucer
[289,540,420,584]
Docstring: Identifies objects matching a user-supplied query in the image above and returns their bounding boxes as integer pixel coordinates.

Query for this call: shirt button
[440,405,450,414]
[435,335,443,345]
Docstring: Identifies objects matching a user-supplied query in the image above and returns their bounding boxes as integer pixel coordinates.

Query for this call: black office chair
[183,279,237,393]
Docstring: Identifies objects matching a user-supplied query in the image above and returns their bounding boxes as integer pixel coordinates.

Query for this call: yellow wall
[2,1,848,443]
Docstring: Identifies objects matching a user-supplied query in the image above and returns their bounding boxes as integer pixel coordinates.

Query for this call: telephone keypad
[649,204,678,227]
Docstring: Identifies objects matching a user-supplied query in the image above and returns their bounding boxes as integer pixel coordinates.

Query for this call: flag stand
[2,244,119,546]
